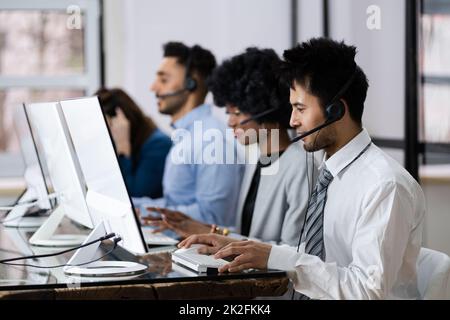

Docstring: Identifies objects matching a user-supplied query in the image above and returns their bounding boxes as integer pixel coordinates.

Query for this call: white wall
[105,0,291,134]
[328,0,406,141]
[297,0,324,41]
[103,0,125,88]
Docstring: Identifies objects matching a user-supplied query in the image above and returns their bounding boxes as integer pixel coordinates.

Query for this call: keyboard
[147,245,178,254]
[141,227,179,246]
[171,244,229,273]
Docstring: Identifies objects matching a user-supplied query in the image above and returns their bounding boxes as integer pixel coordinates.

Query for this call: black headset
[239,106,279,126]
[291,66,359,143]
[323,66,359,122]
[184,49,197,92]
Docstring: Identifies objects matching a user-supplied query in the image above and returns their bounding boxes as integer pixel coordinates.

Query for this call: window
[0,0,101,170]
[420,0,450,165]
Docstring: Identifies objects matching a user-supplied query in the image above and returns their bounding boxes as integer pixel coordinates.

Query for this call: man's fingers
[178,235,199,248]
[162,216,186,231]
[162,215,181,226]
[218,254,252,273]
[227,262,254,273]
[145,220,164,227]
[145,206,164,216]
[214,246,244,259]
[158,208,186,221]
[214,243,247,259]
[151,226,168,233]
[162,219,187,237]
[197,245,219,255]
[142,216,163,222]
[178,234,216,248]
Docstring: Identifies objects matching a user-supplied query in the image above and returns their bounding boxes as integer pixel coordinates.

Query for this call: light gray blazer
[233,143,316,246]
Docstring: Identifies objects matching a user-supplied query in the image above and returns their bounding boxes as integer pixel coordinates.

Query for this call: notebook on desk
[171,244,229,274]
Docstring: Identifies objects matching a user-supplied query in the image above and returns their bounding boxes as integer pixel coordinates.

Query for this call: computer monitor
[58,97,147,255]
[4,104,54,228]
[24,102,93,247]
[22,103,56,205]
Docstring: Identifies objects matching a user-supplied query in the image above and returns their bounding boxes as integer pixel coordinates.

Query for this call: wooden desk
[0,218,288,300]
[0,276,288,300]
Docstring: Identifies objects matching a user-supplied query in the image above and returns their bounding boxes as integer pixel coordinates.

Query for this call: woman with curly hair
[144,48,314,246]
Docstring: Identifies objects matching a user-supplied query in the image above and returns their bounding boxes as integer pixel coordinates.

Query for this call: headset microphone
[290,106,344,143]
[156,89,188,99]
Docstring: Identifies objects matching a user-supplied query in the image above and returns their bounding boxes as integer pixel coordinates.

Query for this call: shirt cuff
[267,245,301,271]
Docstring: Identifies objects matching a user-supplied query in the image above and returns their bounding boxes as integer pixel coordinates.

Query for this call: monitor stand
[28,205,86,247]
[3,189,47,228]
[63,221,147,277]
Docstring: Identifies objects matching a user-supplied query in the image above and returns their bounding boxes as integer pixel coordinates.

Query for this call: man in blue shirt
[134,42,243,227]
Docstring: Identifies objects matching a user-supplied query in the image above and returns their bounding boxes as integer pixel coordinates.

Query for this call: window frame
[0,0,102,93]
[318,0,450,180]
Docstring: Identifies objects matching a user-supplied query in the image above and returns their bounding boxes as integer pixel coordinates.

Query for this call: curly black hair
[280,38,369,125]
[208,47,291,128]
[163,42,216,81]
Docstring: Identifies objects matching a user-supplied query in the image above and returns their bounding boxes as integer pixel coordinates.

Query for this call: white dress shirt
[267,128,425,299]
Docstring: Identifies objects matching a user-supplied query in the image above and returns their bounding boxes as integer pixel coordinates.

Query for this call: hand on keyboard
[172,244,230,272]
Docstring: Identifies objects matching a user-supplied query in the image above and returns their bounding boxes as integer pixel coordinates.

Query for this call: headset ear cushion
[185,77,197,92]
[326,101,345,121]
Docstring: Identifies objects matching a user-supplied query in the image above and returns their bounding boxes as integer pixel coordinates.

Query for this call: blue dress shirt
[133,104,244,227]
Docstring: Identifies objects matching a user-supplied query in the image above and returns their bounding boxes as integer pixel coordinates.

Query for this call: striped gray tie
[303,167,334,261]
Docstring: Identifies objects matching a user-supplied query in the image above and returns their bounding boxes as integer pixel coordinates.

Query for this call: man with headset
[179,38,426,300]
[133,42,243,228]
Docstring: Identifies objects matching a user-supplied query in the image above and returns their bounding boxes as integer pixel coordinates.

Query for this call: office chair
[417,247,450,299]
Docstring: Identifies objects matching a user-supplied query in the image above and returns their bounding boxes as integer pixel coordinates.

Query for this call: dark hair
[95,88,156,169]
[280,38,369,125]
[163,42,216,83]
[208,47,291,128]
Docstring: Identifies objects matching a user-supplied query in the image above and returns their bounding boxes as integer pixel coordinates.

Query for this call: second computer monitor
[25,102,94,230]
[59,97,147,254]
[13,104,52,210]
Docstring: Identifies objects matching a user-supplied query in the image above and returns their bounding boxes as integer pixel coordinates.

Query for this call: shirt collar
[322,128,372,178]
[171,104,210,129]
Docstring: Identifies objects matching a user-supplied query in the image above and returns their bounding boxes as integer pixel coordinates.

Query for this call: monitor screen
[13,103,52,210]
[24,102,93,229]
[59,97,147,254]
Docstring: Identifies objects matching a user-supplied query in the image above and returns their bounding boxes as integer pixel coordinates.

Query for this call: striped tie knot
[316,168,333,192]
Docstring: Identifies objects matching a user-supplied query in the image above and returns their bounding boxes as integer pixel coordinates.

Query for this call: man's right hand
[178,233,240,255]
